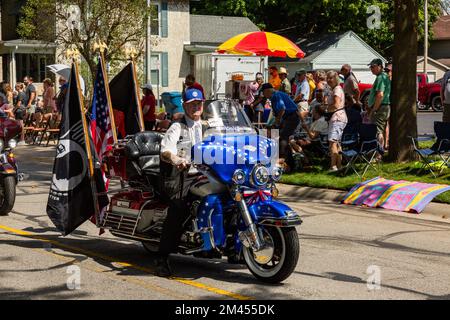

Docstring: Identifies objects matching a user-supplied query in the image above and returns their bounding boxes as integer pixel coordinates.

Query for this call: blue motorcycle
[103,99,302,283]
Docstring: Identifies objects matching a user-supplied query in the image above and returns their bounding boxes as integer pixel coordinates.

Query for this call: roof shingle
[190,14,260,45]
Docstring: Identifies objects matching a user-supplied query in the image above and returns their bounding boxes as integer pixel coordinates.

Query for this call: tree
[191,0,442,58]
[17,0,154,82]
[389,0,419,162]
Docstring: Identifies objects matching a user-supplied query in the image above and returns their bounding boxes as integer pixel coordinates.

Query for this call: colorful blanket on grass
[342,177,450,213]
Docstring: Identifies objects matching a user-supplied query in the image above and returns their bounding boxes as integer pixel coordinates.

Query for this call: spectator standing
[55,77,68,113]
[306,73,316,102]
[314,70,331,104]
[244,73,264,122]
[293,69,310,117]
[2,83,14,105]
[367,58,391,149]
[441,70,450,123]
[13,83,27,145]
[326,70,347,172]
[41,78,57,124]
[184,74,205,98]
[141,84,157,131]
[279,67,291,95]
[23,76,37,118]
[268,66,281,90]
[340,64,360,104]
[262,83,300,162]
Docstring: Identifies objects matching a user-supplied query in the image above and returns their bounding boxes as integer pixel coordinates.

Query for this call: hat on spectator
[368,58,384,67]
[261,83,274,91]
[141,83,153,91]
[183,88,204,103]
[295,69,307,76]
[279,67,288,75]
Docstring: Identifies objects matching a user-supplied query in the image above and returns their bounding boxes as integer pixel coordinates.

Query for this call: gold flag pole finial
[124,46,138,61]
[93,40,108,54]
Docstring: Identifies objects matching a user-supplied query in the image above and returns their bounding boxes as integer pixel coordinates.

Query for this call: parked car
[417,73,443,112]
[350,73,443,112]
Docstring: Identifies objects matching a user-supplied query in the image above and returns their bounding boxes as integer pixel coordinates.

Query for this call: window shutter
[161,52,169,87]
[161,1,168,38]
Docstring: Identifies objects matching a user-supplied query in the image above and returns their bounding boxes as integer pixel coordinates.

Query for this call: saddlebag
[102,190,168,235]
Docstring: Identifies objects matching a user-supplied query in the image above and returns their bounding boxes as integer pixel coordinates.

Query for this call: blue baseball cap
[183,88,204,103]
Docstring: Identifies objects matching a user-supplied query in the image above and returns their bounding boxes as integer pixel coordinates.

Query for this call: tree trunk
[389,0,419,162]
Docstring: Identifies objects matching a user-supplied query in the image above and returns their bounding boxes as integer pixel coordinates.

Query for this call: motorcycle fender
[196,194,227,251]
[247,200,303,227]
[0,163,17,176]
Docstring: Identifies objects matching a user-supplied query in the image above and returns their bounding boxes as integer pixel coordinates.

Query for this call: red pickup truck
[417,73,443,112]
[352,73,442,112]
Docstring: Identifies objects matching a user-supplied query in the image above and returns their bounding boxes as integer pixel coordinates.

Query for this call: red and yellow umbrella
[217,31,305,59]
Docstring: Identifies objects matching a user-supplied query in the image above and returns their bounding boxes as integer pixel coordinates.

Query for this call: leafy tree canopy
[191,0,443,57]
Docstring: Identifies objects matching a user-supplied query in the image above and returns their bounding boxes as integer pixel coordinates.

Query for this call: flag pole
[94,41,118,143]
[126,46,145,132]
[68,48,101,225]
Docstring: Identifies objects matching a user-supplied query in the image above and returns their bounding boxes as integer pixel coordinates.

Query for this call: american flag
[91,58,114,166]
[90,58,113,233]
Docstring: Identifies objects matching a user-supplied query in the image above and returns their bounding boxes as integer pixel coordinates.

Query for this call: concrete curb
[278,183,450,224]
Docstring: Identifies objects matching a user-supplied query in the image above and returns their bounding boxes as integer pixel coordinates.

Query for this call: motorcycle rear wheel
[0,176,16,216]
[243,226,299,284]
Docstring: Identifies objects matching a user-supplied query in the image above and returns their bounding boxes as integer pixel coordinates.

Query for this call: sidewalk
[278,183,450,224]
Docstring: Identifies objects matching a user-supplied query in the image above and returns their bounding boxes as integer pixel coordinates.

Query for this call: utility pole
[145,0,152,85]
[424,0,428,76]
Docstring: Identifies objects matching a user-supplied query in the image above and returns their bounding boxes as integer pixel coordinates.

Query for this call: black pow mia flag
[47,64,109,236]
[109,63,142,136]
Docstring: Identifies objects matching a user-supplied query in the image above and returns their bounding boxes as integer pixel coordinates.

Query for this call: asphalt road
[417,111,443,135]
[1,145,450,300]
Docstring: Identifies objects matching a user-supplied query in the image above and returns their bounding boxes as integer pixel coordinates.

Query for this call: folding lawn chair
[341,123,381,179]
[411,121,450,177]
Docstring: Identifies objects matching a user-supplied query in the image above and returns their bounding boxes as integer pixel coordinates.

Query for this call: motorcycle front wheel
[243,226,299,284]
[0,176,16,216]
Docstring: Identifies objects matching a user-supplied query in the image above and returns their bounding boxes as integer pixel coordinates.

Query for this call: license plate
[117,201,130,208]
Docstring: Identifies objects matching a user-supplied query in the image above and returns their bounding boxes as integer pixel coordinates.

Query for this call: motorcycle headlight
[271,166,283,182]
[0,140,4,152]
[232,169,246,185]
[8,139,17,149]
[251,165,270,187]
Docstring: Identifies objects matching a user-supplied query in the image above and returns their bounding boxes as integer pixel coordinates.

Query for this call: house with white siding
[271,30,387,84]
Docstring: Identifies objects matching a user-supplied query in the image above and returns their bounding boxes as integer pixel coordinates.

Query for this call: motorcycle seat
[125,131,164,173]
[126,131,164,158]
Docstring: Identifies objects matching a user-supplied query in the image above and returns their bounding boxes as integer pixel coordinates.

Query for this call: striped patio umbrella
[217,31,305,59]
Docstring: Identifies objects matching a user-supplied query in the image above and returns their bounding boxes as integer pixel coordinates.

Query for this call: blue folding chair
[411,121,450,177]
[341,123,381,178]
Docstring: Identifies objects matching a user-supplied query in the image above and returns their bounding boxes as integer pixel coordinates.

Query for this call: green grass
[281,153,450,204]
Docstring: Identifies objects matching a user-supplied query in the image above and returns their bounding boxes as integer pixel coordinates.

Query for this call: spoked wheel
[0,176,16,216]
[243,226,299,284]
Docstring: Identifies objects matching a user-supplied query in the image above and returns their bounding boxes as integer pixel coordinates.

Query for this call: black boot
[155,254,172,277]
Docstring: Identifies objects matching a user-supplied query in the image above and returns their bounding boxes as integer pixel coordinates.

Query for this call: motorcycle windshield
[202,100,256,136]
[193,100,278,185]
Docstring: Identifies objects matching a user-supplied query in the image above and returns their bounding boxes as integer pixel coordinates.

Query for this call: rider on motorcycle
[156,88,205,277]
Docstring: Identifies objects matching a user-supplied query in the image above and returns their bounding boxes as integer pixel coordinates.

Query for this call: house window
[16,54,54,82]
[150,3,160,36]
[150,54,161,85]
[150,52,168,87]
